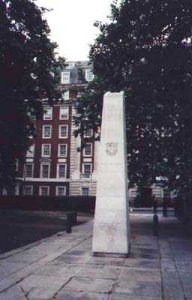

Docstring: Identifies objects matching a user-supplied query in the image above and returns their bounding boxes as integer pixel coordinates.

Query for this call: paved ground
[0,210,93,254]
[0,212,191,299]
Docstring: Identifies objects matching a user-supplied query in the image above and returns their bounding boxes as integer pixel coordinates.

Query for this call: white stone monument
[92,91,130,256]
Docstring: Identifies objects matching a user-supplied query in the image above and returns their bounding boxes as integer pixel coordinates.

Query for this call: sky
[36,0,113,62]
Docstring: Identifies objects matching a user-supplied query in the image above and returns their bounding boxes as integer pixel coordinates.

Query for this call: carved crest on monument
[105,142,118,156]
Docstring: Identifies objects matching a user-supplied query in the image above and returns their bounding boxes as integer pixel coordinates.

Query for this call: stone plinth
[92,92,130,256]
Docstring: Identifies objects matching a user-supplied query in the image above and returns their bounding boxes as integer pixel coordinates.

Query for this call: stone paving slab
[161,282,184,300]
[109,295,162,300]
[26,287,61,300]
[6,252,45,263]
[34,263,81,278]
[61,277,115,293]
[119,267,161,282]
[114,280,162,297]
[0,214,191,299]
[0,261,28,280]
[76,266,121,280]
[18,274,68,299]
[87,256,125,266]
[55,291,109,300]
[55,253,91,265]
[124,257,160,268]
[0,285,26,300]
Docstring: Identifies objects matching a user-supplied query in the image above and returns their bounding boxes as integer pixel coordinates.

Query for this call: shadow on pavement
[0,210,93,254]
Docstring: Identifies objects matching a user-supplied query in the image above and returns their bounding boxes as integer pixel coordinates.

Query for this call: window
[56,186,66,196]
[85,69,94,82]
[42,125,52,138]
[42,144,51,157]
[67,62,75,68]
[84,129,93,138]
[15,184,20,195]
[43,107,53,120]
[82,163,92,178]
[82,187,89,196]
[39,186,50,196]
[83,143,92,156]
[15,159,19,171]
[40,163,50,178]
[2,188,7,195]
[24,186,33,196]
[61,71,70,84]
[62,90,69,101]
[26,144,35,157]
[25,163,34,178]
[59,125,68,138]
[60,107,69,120]
[58,144,67,157]
[57,164,67,178]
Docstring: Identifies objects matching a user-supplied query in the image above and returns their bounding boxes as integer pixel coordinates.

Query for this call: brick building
[14,61,97,197]
[1,60,168,206]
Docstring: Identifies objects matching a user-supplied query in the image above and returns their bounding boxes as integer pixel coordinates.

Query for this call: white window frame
[15,159,19,171]
[40,163,50,178]
[26,144,35,157]
[83,143,92,157]
[57,163,67,178]
[59,107,69,120]
[24,185,33,196]
[62,90,69,101]
[82,163,92,178]
[56,186,66,196]
[82,187,89,196]
[84,129,93,138]
[61,71,70,84]
[42,125,52,139]
[85,69,94,82]
[59,125,68,138]
[43,107,53,120]
[15,184,20,195]
[58,144,67,157]
[41,144,51,157]
[67,62,75,68]
[39,186,50,196]
[25,163,34,178]
[2,188,7,195]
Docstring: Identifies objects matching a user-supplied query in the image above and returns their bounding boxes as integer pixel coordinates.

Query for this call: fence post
[66,213,72,233]
[163,198,167,217]
[153,201,157,214]
[72,212,77,225]
[153,214,159,236]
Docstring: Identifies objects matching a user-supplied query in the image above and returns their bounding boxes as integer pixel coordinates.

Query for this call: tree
[74,0,192,194]
[0,0,64,191]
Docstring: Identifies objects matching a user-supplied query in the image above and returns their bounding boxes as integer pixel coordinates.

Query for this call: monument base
[93,251,130,258]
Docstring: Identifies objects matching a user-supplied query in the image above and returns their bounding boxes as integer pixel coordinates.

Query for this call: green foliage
[74,0,192,193]
[74,77,104,141]
[0,0,64,190]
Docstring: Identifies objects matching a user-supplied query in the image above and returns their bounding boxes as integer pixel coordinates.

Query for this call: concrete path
[0,213,191,299]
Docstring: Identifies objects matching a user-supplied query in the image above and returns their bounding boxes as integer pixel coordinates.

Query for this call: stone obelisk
[92,91,130,256]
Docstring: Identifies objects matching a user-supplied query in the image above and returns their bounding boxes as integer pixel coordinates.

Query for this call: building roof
[60,61,94,86]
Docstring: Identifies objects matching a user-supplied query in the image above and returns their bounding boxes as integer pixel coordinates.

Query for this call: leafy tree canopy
[74,0,192,193]
[0,0,65,190]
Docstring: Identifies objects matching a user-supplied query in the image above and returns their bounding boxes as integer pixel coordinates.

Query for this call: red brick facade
[15,61,97,197]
